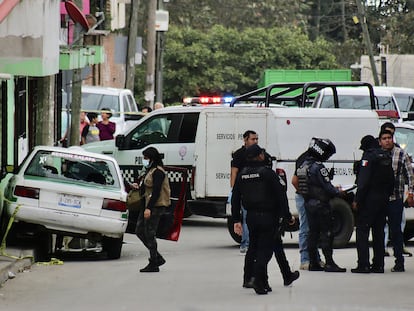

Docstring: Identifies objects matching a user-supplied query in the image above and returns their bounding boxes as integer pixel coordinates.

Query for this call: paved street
[0,215,414,311]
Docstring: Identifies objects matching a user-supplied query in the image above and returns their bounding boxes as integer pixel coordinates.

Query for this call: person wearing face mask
[135,147,171,272]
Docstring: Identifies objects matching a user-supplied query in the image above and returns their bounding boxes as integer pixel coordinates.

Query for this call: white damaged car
[0,146,128,260]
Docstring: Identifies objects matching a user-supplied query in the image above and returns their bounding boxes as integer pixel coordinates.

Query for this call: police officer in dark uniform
[351,134,394,273]
[297,138,346,272]
[232,144,296,295]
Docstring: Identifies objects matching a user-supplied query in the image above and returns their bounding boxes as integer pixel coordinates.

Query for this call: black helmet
[308,137,336,161]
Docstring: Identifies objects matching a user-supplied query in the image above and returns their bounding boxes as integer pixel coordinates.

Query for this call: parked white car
[375,86,414,120]
[0,146,128,260]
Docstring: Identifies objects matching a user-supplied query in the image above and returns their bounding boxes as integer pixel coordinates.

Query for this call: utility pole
[70,69,81,146]
[125,0,140,92]
[356,0,380,86]
[155,0,166,104]
[145,0,157,108]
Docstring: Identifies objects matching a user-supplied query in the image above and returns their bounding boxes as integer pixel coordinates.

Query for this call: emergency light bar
[183,96,234,105]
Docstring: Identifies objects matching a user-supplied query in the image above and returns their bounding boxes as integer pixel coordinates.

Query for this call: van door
[194,109,269,198]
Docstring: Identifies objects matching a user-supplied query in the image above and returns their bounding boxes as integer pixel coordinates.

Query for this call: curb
[0,248,34,287]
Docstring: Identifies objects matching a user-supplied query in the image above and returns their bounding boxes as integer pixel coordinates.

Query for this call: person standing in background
[97,108,116,140]
[154,102,164,110]
[230,130,259,254]
[60,111,89,146]
[81,112,100,145]
[379,129,414,272]
[141,106,153,113]
[351,134,394,273]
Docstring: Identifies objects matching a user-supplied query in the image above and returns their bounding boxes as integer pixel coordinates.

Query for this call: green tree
[159,25,338,104]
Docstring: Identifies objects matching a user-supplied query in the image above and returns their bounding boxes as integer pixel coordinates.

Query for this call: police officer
[232,144,295,295]
[351,134,394,273]
[297,138,346,272]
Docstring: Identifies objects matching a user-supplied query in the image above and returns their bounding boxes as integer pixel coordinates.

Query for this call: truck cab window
[130,114,172,148]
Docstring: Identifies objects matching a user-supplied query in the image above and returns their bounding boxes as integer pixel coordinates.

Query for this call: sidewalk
[0,247,34,286]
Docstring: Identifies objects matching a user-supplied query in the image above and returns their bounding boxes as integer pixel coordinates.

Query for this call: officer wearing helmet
[296,138,346,272]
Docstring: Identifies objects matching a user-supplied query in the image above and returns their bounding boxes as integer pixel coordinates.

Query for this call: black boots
[252,279,268,295]
[284,271,300,286]
[351,266,370,273]
[140,255,166,273]
[140,259,159,272]
[322,250,346,272]
[309,263,325,271]
[156,254,166,267]
[324,263,346,273]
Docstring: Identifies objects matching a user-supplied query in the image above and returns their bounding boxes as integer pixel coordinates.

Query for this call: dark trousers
[306,203,335,265]
[135,207,166,259]
[355,198,386,268]
[273,234,292,281]
[244,211,276,285]
[386,199,404,267]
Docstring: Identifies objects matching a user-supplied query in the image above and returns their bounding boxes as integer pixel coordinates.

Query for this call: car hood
[81,140,116,155]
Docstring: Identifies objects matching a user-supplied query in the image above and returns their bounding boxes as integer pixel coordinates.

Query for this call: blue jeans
[241,206,249,249]
[296,193,321,264]
[296,193,309,264]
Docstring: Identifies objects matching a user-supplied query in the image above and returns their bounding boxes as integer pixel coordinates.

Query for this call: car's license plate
[58,194,82,209]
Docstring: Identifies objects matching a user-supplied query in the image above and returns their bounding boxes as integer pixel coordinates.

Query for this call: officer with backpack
[351,134,395,273]
[296,138,346,272]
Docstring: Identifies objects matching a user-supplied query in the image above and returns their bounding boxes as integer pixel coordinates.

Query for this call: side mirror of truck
[115,135,125,149]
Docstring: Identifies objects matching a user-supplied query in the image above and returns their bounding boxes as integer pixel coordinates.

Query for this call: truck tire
[330,198,354,248]
[103,235,123,259]
[227,217,242,244]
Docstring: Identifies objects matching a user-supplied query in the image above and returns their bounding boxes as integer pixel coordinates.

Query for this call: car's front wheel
[102,235,123,259]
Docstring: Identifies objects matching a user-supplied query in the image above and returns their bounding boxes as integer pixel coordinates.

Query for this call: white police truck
[83,82,399,247]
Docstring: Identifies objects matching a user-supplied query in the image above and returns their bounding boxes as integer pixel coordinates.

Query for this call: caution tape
[0,194,62,265]
[36,258,64,266]
[63,108,145,115]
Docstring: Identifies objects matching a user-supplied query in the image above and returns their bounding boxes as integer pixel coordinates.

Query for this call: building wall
[0,0,60,76]
[361,54,414,88]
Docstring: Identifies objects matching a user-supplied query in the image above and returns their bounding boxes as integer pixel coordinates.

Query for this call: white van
[82,104,381,247]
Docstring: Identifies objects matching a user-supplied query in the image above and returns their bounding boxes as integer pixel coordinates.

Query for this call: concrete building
[360,54,414,88]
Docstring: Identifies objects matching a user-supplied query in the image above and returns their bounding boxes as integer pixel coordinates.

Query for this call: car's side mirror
[115,135,125,149]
